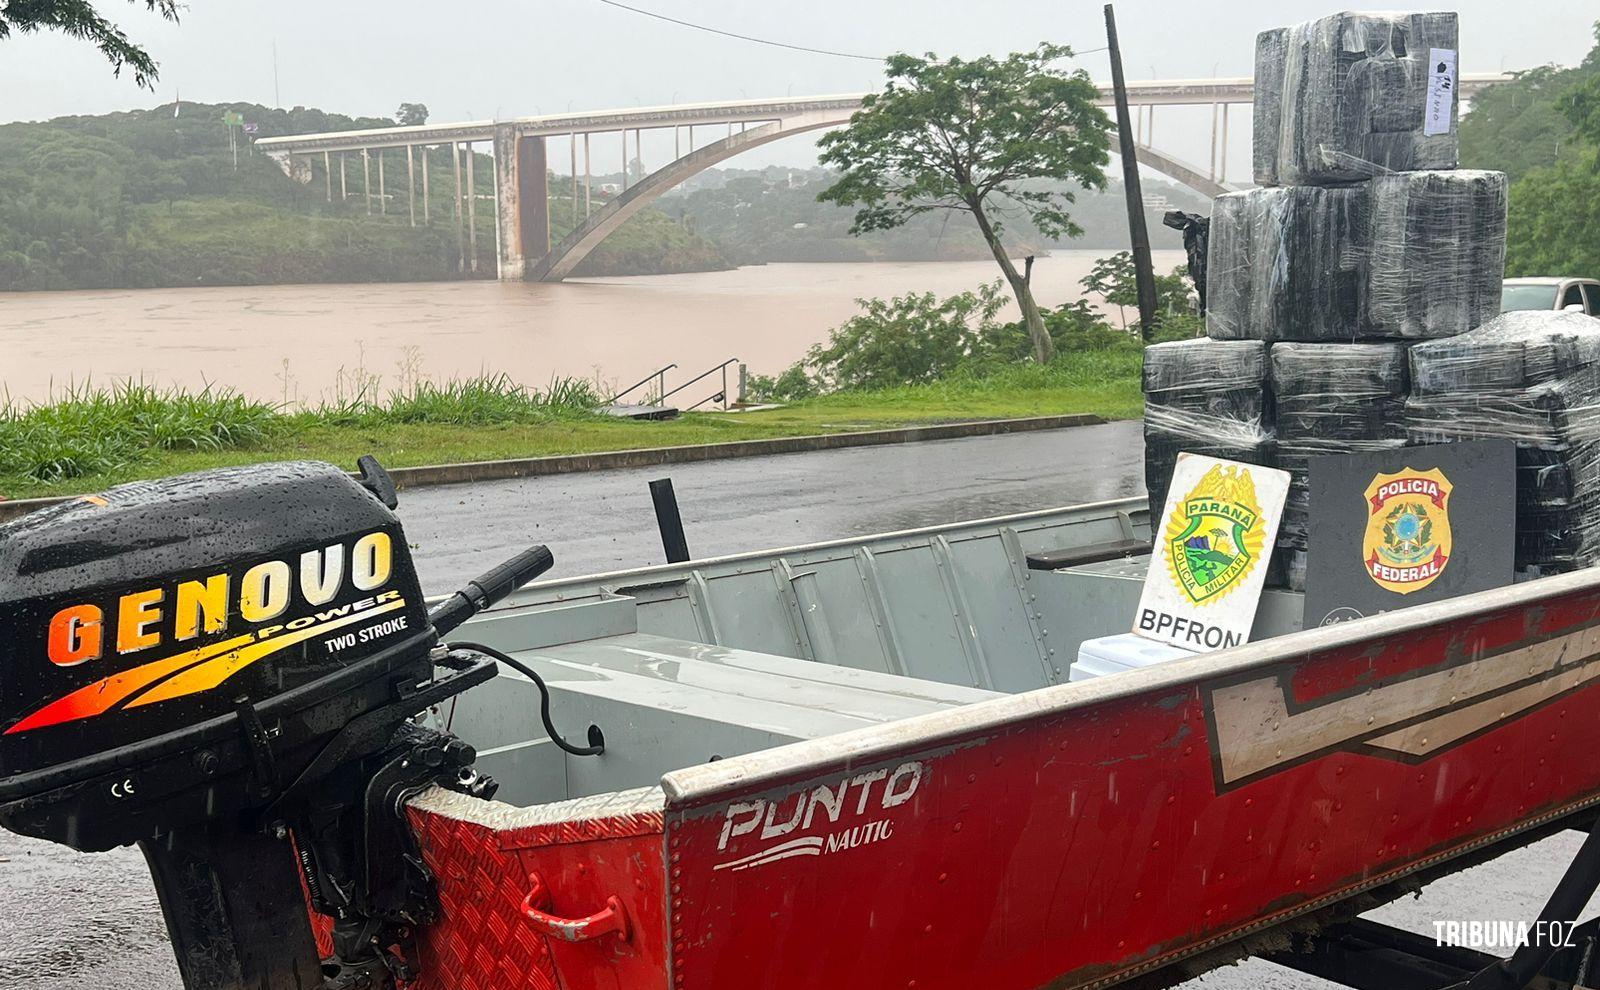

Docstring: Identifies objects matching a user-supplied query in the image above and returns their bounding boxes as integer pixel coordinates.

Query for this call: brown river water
[0,252,1185,405]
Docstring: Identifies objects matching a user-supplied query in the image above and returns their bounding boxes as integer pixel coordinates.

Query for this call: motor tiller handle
[429,545,555,637]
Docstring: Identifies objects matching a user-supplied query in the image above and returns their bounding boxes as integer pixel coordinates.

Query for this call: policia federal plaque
[1303,440,1515,627]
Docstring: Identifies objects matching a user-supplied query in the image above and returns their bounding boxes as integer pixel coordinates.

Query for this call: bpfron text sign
[1135,453,1289,652]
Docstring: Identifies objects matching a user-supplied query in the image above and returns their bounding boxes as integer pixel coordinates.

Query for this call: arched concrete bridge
[527,105,852,281]
[256,74,1511,282]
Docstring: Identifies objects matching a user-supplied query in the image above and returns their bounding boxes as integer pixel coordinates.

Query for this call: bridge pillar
[492,125,550,281]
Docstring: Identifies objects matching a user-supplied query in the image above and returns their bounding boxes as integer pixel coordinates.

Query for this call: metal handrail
[608,364,676,405]
[661,358,739,410]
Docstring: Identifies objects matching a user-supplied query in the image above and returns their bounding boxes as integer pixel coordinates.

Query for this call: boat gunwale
[660,565,1600,805]
[466,496,1150,605]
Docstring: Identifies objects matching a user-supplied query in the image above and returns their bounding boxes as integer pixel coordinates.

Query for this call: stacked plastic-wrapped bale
[1233,13,1473,347]
[1363,169,1507,338]
[1207,170,1506,344]
[1271,343,1411,582]
[1254,12,1461,187]
[1213,10,1507,344]
[1406,312,1600,573]
[1157,9,1512,587]
[1206,185,1366,342]
[1142,339,1272,520]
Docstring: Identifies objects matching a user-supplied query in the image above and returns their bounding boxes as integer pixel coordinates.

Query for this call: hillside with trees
[1462,21,1600,277]
[0,100,728,290]
[659,167,1203,266]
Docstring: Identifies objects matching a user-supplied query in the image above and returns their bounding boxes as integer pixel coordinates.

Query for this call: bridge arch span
[530,110,850,281]
[1111,137,1236,200]
[534,116,1243,282]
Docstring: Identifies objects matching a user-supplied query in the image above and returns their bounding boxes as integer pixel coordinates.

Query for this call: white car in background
[1501,277,1600,316]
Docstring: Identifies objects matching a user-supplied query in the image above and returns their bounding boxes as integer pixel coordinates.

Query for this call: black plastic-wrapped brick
[1254,11,1460,186]
[1143,338,1269,418]
[1271,341,1409,437]
[1253,27,1290,187]
[1270,342,1410,549]
[1142,339,1274,521]
[1363,170,1507,339]
[1406,311,1600,572]
[1206,185,1366,342]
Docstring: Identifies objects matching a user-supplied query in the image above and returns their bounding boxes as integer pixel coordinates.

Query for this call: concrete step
[598,403,680,420]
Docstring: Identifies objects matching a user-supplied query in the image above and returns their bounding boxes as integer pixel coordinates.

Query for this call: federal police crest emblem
[1363,467,1453,594]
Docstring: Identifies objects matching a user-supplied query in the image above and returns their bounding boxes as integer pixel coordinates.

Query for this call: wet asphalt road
[396,420,1149,593]
[1,422,1591,989]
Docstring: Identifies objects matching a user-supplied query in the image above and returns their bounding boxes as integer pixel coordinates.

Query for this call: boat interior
[435,497,1309,807]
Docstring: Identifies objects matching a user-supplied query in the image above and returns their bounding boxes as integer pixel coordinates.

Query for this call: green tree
[396,103,430,126]
[817,44,1112,364]
[744,364,819,403]
[1080,251,1193,330]
[1564,23,1600,156]
[806,283,1009,391]
[0,0,180,88]
[1484,21,1600,277]
[1081,252,1138,328]
[1505,159,1600,277]
[125,160,185,211]
[987,298,1139,359]
[1461,21,1599,180]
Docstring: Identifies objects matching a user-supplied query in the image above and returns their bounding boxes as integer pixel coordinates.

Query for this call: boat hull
[369,569,1600,989]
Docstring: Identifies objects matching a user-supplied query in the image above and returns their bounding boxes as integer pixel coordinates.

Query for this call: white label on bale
[1425,48,1458,137]
[1134,453,1290,652]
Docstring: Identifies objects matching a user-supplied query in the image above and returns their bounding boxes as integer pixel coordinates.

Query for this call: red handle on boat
[521,872,631,944]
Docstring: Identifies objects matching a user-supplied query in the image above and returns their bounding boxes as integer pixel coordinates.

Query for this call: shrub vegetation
[3,251,1178,497]
[0,375,600,484]
[747,257,1198,402]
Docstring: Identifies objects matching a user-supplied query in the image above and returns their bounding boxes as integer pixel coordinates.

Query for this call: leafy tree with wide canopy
[1564,24,1600,155]
[817,44,1112,363]
[1469,21,1600,279]
[0,0,179,88]
[396,103,430,127]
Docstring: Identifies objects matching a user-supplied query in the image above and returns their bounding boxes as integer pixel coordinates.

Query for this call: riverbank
[0,355,1143,501]
[0,254,1185,406]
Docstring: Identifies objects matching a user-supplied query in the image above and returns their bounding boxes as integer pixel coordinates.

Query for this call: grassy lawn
[0,354,1143,501]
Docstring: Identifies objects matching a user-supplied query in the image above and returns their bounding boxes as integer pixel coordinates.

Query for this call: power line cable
[588,0,887,61]
[586,0,1109,64]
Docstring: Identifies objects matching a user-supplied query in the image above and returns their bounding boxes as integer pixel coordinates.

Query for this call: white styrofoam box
[1070,633,1198,682]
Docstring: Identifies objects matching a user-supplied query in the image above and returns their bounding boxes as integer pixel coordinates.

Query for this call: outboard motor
[0,459,553,990]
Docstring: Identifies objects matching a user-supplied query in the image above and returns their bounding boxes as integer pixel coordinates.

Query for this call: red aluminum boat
[2,460,1598,990]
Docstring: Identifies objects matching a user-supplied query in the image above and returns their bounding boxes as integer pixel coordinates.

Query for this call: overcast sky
[1,0,1593,176]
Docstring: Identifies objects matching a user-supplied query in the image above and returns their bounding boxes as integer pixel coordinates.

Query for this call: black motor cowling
[0,459,549,990]
[0,461,433,850]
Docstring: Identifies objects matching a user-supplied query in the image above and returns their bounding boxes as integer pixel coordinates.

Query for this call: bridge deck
[254,74,1512,155]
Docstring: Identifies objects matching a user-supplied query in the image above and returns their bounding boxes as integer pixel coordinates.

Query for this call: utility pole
[1104,4,1159,340]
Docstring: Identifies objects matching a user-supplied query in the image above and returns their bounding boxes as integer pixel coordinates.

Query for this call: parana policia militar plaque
[1303,440,1516,627]
[1134,453,1291,652]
